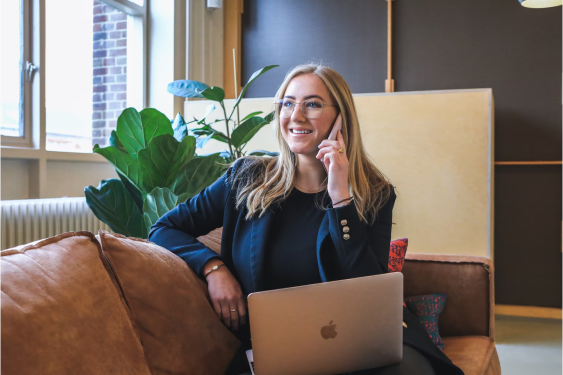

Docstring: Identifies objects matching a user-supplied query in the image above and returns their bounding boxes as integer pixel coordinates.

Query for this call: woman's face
[279,74,339,158]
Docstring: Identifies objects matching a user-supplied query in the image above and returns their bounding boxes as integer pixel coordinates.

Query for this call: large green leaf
[94,144,143,190]
[241,111,263,122]
[191,126,230,143]
[172,113,188,142]
[247,150,279,157]
[171,153,225,198]
[263,110,275,123]
[230,111,275,148]
[116,169,143,211]
[142,187,190,234]
[197,104,216,124]
[200,87,225,102]
[195,132,214,148]
[167,80,209,98]
[229,65,278,119]
[84,179,146,238]
[138,134,197,192]
[116,108,173,159]
[109,130,127,152]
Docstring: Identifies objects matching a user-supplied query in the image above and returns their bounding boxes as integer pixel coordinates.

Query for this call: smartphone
[321,114,343,171]
[327,114,343,141]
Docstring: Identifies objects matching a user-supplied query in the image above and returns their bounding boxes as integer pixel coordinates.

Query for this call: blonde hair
[228,63,394,225]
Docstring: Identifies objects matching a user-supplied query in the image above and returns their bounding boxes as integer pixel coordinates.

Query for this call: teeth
[292,129,312,134]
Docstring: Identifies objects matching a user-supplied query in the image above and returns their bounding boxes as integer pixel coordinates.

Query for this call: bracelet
[332,196,354,207]
[204,263,226,278]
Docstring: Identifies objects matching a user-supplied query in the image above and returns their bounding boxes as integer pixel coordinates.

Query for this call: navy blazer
[148,158,464,375]
[149,158,394,294]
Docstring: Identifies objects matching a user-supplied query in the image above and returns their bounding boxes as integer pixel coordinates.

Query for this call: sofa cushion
[388,238,408,272]
[442,336,500,375]
[97,230,241,375]
[405,293,447,350]
[1,231,151,375]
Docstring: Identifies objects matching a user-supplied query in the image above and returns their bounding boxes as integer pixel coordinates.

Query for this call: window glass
[46,0,135,152]
[0,0,23,137]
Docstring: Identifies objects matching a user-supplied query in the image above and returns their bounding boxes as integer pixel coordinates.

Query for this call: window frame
[1,0,33,147]
[1,0,147,157]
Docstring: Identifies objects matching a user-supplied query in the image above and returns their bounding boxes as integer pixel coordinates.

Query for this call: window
[45,0,144,152]
[0,0,27,140]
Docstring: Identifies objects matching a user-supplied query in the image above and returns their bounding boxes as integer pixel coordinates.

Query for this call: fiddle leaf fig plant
[85,65,279,239]
[167,64,280,162]
[85,108,225,239]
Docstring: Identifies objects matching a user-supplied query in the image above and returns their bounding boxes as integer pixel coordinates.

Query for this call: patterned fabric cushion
[404,293,448,351]
[388,238,408,307]
[388,238,408,272]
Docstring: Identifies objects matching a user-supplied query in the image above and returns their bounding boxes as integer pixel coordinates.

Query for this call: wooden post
[385,0,395,93]
[224,0,243,99]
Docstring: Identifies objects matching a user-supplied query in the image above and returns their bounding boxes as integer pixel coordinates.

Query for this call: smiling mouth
[290,129,313,134]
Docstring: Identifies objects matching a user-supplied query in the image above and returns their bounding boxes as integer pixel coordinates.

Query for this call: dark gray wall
[389,1,562,308]
[241,0,562,307]
[241,0,388,96]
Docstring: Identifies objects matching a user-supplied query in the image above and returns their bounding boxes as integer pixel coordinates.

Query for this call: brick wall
[92,0,127,147]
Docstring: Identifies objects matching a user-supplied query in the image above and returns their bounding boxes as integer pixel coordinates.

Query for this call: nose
[290,102,306,122]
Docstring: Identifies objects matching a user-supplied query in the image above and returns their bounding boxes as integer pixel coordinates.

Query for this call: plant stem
[220,102,235,160]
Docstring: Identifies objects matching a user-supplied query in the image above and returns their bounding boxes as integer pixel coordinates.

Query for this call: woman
[149,64,464,375]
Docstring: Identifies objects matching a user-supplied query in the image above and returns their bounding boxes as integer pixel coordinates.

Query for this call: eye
[305,100,322,108]
[282,100,294,108]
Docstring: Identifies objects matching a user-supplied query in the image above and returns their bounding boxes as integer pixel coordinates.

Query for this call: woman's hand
[204,261,247,331]
[316,130,350,204]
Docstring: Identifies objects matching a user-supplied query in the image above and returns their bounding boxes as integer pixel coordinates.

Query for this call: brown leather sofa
[1,229,500,375]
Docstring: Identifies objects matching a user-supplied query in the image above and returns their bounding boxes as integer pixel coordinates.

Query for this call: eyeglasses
[273,99,337,119]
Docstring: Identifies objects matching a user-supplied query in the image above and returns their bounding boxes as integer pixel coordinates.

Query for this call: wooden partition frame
[223,0,243,99]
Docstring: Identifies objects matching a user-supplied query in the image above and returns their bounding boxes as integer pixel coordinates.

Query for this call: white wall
[45,161,117,198]
[1,159,29,200]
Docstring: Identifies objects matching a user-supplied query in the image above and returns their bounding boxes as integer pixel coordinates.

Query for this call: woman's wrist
[333,197,354,208]
[203,258,225,278]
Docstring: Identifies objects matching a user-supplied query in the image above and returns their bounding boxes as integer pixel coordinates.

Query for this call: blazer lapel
[249,207,276,292]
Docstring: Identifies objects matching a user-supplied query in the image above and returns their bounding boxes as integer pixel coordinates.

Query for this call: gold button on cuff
[342,226,350,233]
[340,219,347,226]
[343,234,350,240]
[403,322,407,328]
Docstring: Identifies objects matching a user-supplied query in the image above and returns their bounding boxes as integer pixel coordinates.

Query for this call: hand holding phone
[321,114,343,173]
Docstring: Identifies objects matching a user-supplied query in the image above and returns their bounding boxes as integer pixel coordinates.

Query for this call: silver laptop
[247,272,403,375]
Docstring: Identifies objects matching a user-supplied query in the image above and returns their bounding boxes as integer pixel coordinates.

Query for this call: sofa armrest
[402,253,495,340]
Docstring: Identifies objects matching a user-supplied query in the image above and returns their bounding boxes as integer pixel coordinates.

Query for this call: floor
[495,315,562,375]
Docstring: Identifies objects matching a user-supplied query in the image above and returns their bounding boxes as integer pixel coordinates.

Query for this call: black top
[263,187,327,291]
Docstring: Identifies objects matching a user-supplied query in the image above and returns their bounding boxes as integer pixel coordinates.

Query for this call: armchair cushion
[442,337,501,375]
[98,231,241,375]
[1,232,151,375]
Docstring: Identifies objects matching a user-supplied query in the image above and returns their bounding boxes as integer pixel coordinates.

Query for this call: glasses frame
[273,99,337,119]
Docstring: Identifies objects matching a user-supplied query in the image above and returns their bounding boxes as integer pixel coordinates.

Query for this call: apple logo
[321,320,338,339]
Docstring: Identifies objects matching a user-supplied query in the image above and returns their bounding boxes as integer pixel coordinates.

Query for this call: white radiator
[1,198,112,250]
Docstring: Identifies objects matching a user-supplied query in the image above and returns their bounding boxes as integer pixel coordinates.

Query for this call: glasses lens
[278,100,295,118]
[302,99,323,119]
